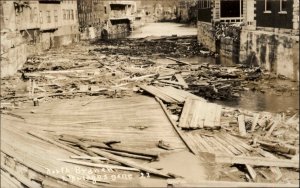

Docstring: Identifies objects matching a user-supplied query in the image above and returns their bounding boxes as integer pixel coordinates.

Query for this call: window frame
[279,0,287,14]
[264,0,272,14]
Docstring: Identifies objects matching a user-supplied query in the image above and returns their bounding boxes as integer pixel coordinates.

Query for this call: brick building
[196,0,299,80]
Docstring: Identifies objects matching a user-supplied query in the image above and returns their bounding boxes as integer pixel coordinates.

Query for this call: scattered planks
[214,154,299,168]
[139,85,204,104]
[179,98,222,130]
[59,159,139,172]
[1,163,42,188]
[58,135,171,178]
[174,74,189,89]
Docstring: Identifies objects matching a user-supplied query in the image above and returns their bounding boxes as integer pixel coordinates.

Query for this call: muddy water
[129,22,299,113]
[157,56,299,113]
[129,22,197,38]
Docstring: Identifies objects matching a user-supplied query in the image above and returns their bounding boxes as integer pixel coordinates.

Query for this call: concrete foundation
[1,32,27,78]
[197,21,215,51]
[240,29,299,81]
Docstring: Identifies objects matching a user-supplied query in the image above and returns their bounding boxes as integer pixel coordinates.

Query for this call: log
[214,154,299,168]
[59,159,139,172]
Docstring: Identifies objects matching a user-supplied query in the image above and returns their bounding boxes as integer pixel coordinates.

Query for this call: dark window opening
[280,0,287,12]
[220,0,242,17]
[110,4,126,11]
[265,0,272,11]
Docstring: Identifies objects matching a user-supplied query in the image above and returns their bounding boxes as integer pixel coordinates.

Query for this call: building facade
[196,0,299,80]
[0,0,79,78]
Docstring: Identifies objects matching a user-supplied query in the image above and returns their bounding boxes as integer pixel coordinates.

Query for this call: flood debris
[1,37,298,187]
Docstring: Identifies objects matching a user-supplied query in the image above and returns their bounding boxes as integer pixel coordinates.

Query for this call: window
[198,0,211,9]
[63,9,66,20]
[264,0,272,13]
[54,10,58,22]
[34,8,38,23]
[30,9,34,23]
[47,11,51,23]
[39,11,43,24]
[71,10,74,20]
[104,6,107,14]
[279,0,287,13]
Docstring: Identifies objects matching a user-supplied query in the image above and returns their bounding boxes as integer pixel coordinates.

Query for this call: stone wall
[197,21,215,51]
[1,32,27,78]
[240,29,299,81]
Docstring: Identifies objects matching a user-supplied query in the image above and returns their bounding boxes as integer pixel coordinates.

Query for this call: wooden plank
[159,80,185,88]
[195,134,214,153]
[156,97,197,155]
[214,135,240,155]
[214,155,299,168]
[226,134,253,151]
[28,131,82,155]
[204,103,216,128]
[1,163,42,188]
[265,121,279,137]
[174,74,189,89]
[196,100,206,128]
[166,57,190,65]
[214,105,222,127]
[189,100,201,129]
[250,113,260,132]
[214,135,241,155]
[245,164,257,181]
[70,156,108,161]
[238,115,247,136]
[59,159,139,172]
[92,148,171,178]
[207,136,234,156]
[178,98,193,128]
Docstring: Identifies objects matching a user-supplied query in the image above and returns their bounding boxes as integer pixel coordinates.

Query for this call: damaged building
[0,0,79,77]
[77,0,139,39]
[197,0,299,80]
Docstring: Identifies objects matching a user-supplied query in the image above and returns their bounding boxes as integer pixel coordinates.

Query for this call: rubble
[1,38,299,187]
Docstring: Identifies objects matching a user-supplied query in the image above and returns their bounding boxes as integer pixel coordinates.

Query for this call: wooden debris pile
[137,84,299,184]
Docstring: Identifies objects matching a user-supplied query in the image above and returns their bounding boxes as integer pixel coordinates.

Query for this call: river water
[128,23,299,113]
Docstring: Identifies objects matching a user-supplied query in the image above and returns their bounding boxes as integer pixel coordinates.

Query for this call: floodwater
[129,22,197,38]
[129,22,299,113]
[158,56,299,113]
